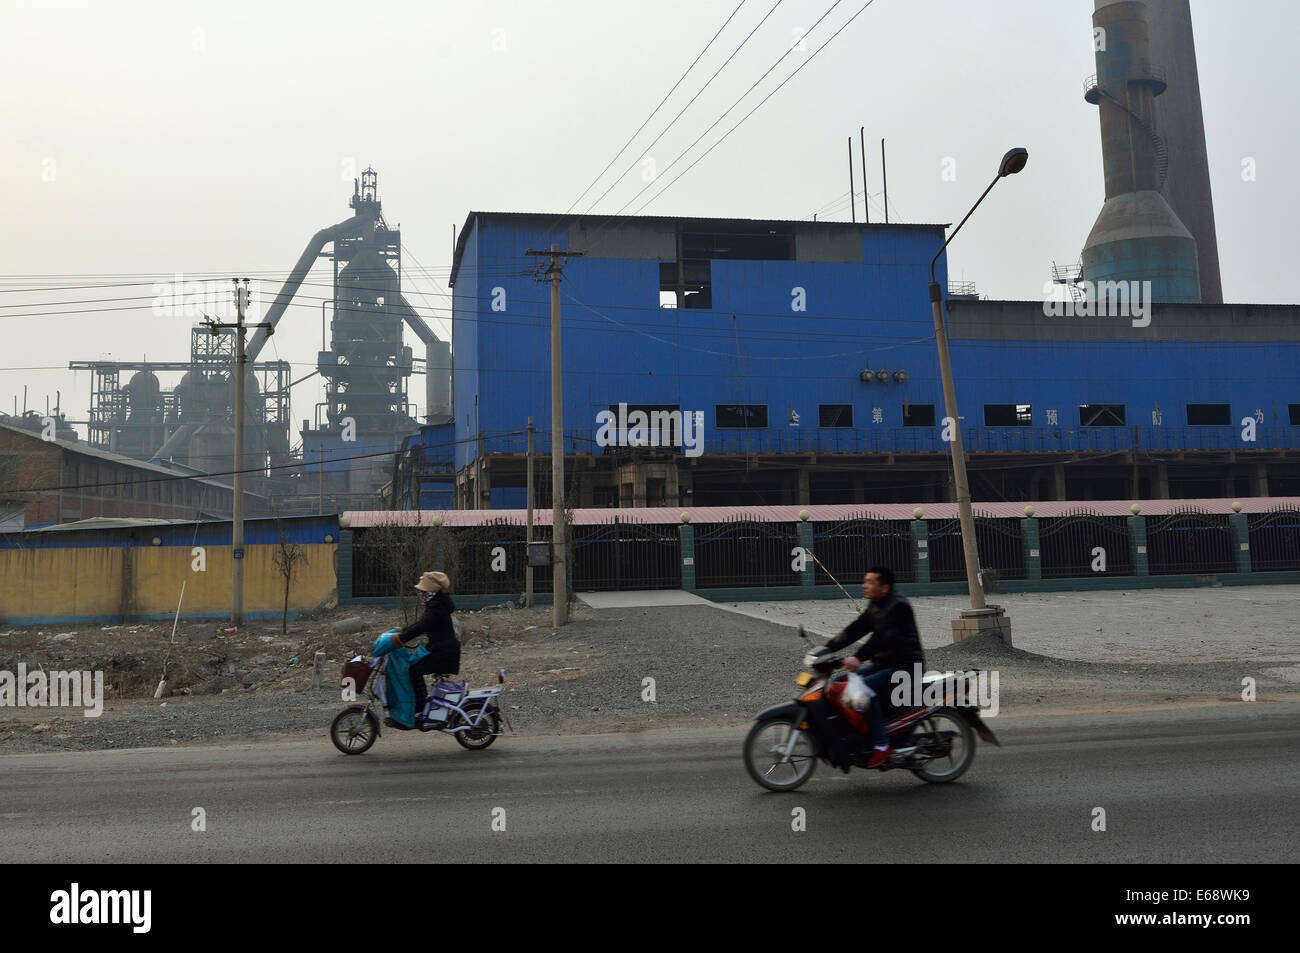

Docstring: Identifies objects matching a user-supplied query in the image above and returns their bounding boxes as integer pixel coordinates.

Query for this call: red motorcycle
[743,629,999,792]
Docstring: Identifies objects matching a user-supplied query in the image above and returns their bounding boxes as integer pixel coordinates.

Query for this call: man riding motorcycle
[816,565,925,768]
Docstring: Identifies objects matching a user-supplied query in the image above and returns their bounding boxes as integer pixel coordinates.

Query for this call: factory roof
[0,420,243,493]
[449,210,949,287]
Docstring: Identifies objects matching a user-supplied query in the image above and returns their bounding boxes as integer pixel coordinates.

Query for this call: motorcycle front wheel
[744,716,817,792]
[331,706,379,755]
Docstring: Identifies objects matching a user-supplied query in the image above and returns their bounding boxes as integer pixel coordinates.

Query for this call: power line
[561,0,749,217]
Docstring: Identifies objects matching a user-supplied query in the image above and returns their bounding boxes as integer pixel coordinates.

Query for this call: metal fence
[928,517,1026,583]
[1145,509,1234,575]
[811,518,915,585]
[350,521,553,598]
[1247,509,1300,572]
[573,519,680,591]
[694,519,800,589]
[1038,510,1133,578]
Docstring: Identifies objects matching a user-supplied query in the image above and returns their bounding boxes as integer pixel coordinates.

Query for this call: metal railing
[1246,510,1300,572]
[1145,510,1234,576]
[811,518,915,584]
[694,520,800,589]
[1038,509,1133,578]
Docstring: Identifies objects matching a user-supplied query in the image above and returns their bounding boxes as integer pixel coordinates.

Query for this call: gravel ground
[4,592,1296,754]
[713,584,1300,671]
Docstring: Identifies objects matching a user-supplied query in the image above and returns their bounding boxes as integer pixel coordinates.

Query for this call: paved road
[2,704,1296,863]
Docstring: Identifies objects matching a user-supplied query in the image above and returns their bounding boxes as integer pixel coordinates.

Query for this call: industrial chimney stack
[1082,0,1202,303]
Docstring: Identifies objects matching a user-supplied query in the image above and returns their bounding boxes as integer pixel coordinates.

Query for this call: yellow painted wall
[0,544,337,621]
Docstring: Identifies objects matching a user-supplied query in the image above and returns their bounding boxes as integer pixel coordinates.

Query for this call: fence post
[1127,514,1149,576]
[797,520,816,588]
[337,529,353,602]
[911,518,930,585]
[679,521,696,591]
[1229,511,1251,574]
[1021,515,1041,581]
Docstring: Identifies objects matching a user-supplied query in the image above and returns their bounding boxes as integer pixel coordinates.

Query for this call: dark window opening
[602,404,686,450]
[985,404,1032,427]
[819,404,853,428]
[659,260,711,309]
[1079,404,1126,427]
[681,221,794,262]
[903,403,936,427]
[715,404,768,429]
[1187,403,1230,426]
[1289,404,1300,425]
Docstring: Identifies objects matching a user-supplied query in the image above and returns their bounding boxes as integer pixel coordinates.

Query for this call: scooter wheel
[331,706,379,755]
[451,702,500,750]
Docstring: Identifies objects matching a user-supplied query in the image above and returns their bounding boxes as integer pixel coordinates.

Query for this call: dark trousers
[408,642,461,718]
[859,666,902,747]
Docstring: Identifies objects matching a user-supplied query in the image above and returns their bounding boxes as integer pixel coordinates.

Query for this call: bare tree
[271,519,307,635]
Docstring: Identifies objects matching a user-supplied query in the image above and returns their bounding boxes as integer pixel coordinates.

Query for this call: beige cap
[413,571,451,593]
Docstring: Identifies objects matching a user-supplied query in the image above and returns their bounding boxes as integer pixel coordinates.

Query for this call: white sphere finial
[1130,503,1141,515]
[680,511,692,523]
[1231,501,1242,513]
[798,509,811,522]
[1023,505,1035,517]
[912,507,924,519]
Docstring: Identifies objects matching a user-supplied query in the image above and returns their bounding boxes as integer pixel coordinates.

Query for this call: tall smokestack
[1143,0,1222,303]
[1082,0,1201,303]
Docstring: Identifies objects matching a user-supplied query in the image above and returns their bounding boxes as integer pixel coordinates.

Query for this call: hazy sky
[2,0,1295,433]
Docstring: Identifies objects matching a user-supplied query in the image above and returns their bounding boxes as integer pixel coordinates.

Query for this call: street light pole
[928,148,1027,638]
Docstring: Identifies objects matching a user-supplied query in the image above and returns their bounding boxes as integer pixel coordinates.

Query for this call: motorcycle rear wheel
[331,706,379,755]
[907,707,975,783]
[451,701,500,750]
[744,716,817,792]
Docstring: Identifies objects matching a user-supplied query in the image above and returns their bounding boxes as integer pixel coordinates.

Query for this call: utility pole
[205,279,273,626]
[318,442,324,514]
[525,244,583,626]
[525,416,534,608]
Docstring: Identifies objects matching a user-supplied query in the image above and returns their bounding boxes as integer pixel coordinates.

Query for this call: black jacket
[398,592,458,647]
[824,590,924,669]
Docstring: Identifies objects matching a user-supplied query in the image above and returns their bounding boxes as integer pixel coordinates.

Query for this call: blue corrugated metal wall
[452,215,1299,469]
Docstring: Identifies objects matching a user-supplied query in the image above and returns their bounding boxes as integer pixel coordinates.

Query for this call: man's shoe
[865,746,893,768]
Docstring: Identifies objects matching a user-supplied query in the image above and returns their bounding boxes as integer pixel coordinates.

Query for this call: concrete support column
[678,522,695,591]
[1252,462,1269,498]
[1128,515,1149,576]
[1229,512,1252,574]
[796,520,816,588]
[852,473,865,504]
[1021,516,1041,582]
[911,517,930,584]
[1154,463,1170,499]
[1052,464,1067,501]
[796,468,811,507]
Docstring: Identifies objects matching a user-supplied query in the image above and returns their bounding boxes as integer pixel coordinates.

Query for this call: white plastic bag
[841,672,874,711]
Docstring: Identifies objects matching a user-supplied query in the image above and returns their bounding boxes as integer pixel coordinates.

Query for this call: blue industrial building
[400,210,1300,510]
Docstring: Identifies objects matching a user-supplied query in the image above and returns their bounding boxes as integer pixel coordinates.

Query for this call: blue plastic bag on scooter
[373,631,429,728]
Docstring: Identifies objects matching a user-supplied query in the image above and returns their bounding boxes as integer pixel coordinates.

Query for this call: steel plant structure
[67,169,451,512]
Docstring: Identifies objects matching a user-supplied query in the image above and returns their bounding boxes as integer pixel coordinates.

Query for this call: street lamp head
[998,147,1029,177]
